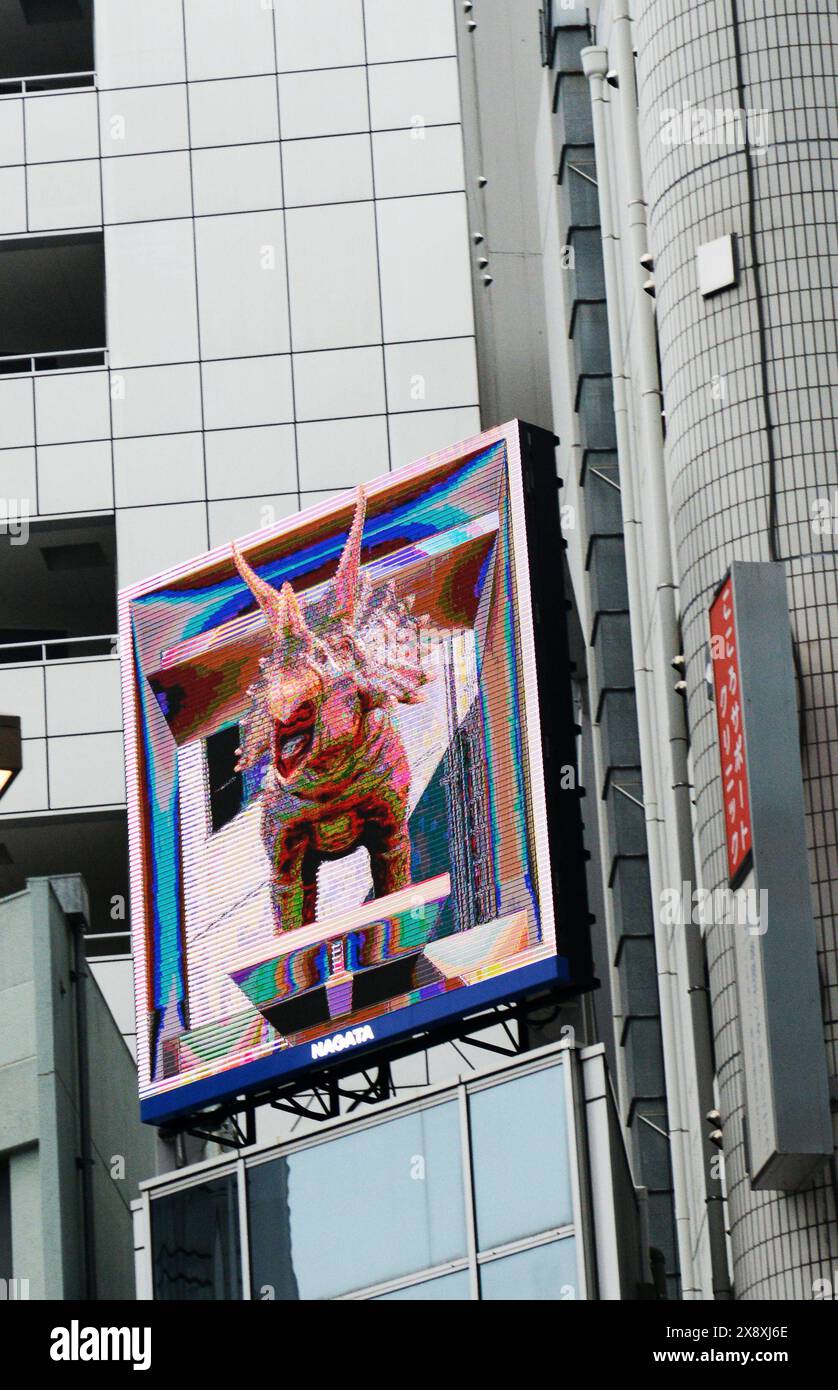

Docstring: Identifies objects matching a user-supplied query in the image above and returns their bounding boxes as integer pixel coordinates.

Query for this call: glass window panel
[151,1175,242,1301]
[372,1268,471,1301]
[480,1237,578,1301]
[469,1065,573,1250]
[248,1101,465,1300]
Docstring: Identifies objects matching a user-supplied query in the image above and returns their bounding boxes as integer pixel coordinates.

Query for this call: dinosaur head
[232,491,368,785]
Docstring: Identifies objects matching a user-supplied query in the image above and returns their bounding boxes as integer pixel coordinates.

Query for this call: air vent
[40,542,108,571]
[20,0,84,24]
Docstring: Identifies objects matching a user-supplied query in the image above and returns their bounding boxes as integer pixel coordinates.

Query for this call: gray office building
[0,0,834,1302]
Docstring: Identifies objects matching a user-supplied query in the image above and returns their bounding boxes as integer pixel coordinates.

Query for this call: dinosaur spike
[332,486,366,623]
[232,541,286,636]
[277,580,309,642]
[232,543,311,650]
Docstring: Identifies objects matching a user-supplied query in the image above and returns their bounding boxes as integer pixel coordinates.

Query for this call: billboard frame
[120,420,593,1127]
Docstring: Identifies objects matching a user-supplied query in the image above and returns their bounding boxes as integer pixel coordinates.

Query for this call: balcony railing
[0,634,118,666]
[0,70,95,97]
[0,346,108,377]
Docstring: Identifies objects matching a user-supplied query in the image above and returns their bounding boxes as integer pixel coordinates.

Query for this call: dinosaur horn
[333,486,366,623]
[277,579,310,644]
[232,543,310,645]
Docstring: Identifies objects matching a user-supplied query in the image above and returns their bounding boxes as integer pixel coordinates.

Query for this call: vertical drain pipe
[609,0,732,1300]
[581,45,700,1300]
[72,919,96,1299]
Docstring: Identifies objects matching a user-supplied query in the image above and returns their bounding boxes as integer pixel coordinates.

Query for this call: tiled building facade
[634,0,838,1299]
[0,0,479,927]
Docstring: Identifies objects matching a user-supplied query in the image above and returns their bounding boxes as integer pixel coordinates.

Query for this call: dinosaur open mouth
[274,709,315,779]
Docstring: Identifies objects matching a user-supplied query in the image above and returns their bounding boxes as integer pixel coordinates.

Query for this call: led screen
[121,422,591,1123]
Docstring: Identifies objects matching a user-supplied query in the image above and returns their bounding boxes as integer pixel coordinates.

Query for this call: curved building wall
[634,0,838,1297]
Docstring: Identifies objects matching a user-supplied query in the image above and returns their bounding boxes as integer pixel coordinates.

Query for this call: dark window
[0,1159,11,1282]
[0,0,93,85]
[151,1176,242,1302]
[0,233,105,367]
[206,725,244,833]
[0,517,117,660]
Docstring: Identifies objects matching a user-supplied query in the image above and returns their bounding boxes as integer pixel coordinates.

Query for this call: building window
[205,725,267,834]
[0,1159,11,1283]
[205,725,244,834]
[247,1101,466,1301]
[0,0,94,88]
[151,1175,242,1302]
[145,1053,587,1301]
[0,233,105,372]
[0,517,117,662]
[469,1066,573,1252]
[479,1236,577,1300]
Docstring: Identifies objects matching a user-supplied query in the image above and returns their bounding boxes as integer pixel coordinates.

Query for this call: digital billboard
[120,421,592,1124]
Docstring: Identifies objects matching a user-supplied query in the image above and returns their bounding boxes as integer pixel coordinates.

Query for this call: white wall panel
[297,415,388,490]
[48,732,125,808]
[0,448,36,508]
[0,738,47,815]
[372,125,464,199]
[205,424,297,499]
[363,0,457,63]
[384,337,478,413]
[116,502,208,587]
[46,659,123,737]
[0,99,24,166]
[99,85,190,158]
[286,202,380,351]
[274,0,365,71]
[192,143,282,217]
[293,346,385,421]
[183,0,275,81]
[95,0,187,88]
[278,68,368,140]
[110,363,203,439]
[0,166,26,235]
[282,133,372,207]
[24,92,98,164]
[377,193,473,341]
[102,151,193,224]
[368,58,461,131]
[27,159,102,230]
[188,77,279,149]
[202,356,294,429]
[106,220,200,367]
[208,494,300,548]
[0,666,45,740]
[35,370,110,445]
[113,433,205,507]
[195,211,290,359]
[37,441,113,514]
[388,406,480,471]
[0,380,35,449]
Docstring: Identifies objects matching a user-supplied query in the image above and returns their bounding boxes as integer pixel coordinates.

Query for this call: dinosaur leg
[366,797,411,899]
[268,825,310,934]
[371,829,411,897]
[301,848,319,925]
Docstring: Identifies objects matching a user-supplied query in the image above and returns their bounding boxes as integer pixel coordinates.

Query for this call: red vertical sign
[709,574,754,885]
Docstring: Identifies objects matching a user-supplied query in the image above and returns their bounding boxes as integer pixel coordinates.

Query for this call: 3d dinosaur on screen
[231,489,429,934]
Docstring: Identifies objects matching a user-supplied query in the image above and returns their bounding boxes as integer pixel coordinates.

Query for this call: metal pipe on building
[72,918,96,1300]
[581,42,718,1300]
[607,1,733,1299]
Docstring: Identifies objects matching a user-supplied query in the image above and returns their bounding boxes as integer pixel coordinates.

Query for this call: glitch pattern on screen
[120,424,584,1123]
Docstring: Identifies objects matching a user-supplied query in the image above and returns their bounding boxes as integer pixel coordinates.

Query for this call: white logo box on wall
[118,420,593,1125]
